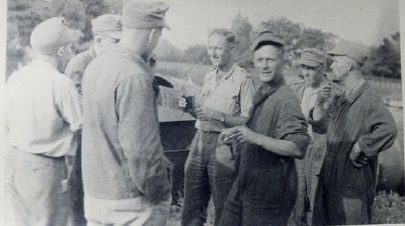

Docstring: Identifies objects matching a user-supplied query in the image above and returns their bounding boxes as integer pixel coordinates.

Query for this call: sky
[161,0,400,50]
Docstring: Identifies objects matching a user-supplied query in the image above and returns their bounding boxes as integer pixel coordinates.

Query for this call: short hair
[208,28,236,45]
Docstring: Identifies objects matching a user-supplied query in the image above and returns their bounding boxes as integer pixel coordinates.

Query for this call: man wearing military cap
[289,48,340,225]
[178,28,255,226]
[218,28,310,226]
[65,14,121,94]
[310,40,397,225]
[81,1,173,225]
[64,14,121,226]
[5,17,82,226]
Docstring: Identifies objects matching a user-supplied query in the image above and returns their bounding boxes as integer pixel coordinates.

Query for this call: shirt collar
[206,62,236,82]
[252,75,285,106]
[344,82,369,104]
[32,59,59,72]
[111,45,150,72]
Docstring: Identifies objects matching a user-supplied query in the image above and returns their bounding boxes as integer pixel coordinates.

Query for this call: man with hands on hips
[309,40,397,225]
[179,28,255,226]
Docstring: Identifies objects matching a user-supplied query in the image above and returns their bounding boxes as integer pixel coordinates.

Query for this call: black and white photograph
[2,0,404,225]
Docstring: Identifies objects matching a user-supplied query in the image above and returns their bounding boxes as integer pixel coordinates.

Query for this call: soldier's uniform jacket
[195,63,255,132]
[65,46,97,94]
[290,78,343,223]
[81,45,172,202]
[309,82,397,225]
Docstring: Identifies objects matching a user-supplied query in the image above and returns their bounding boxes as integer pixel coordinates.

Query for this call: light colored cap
[250,28,285,51]
[30,17,82,55]
[328,40,367,66]
[91,14,122,39]
[122,1,170,30]
[297,48,327,67]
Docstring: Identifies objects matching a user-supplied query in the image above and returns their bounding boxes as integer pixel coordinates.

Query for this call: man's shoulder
[234,65,251,78]
[204,67,217,80]
[67,49,95,69]
[290,79,306,90]
[277,84,301,104]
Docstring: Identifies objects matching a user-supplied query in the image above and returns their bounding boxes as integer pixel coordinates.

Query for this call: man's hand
[231,126,258,145]
[349,143,368,168]
[317,84,333,105]
[219,127,239,144]
[195,107,222,121]
[178,94,187,108]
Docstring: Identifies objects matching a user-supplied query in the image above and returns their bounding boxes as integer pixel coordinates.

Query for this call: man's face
[57,42,75,72]
[207,34,233,67]
[253,45,282,83]
[330,56,350,82]
[301,64,324,87]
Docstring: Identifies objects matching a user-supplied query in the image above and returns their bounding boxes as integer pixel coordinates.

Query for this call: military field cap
[30,17,82,55]
[328,40,367,66]
[250,28,285,51]
[298,48,327,67]
[122,1,170,30]
[92,14,122,39]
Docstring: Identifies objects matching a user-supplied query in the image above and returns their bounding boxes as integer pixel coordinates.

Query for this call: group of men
[5,0,398,226]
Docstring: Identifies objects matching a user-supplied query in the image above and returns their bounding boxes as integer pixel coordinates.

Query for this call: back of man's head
[92,14,122,40]
[30,17,81,56]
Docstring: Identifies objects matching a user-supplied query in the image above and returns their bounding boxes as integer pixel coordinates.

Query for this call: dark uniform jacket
[222,77,310,226]
[309,82,397,224]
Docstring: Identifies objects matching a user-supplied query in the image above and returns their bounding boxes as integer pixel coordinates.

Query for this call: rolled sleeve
[56,80,83,132]
[65,59,84,94]
[239,78,255,118]
[357,100,397,157]
[308,108,329,134]
[275,99,311,153]
[116,75,171,202]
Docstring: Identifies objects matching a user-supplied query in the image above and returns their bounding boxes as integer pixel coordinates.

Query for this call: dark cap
[249,28,285,51]
[328,40,367,66]
[122,1,170,30]
[297,48,327,67]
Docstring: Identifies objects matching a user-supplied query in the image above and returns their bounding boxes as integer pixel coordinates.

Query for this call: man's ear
[56,46,64,57]
[229,44,235,53]
[95,36,102,44]
[346,59,354,71]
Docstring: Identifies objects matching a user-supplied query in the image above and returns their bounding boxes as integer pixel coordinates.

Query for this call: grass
[168,191,405,225]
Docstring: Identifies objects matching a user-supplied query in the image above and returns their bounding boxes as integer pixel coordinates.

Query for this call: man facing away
[5,17,82,226]
[65,14,121,94]
[218,28,310,226]
[81,1,173,225]
[178,28,255,226]
[64,13,122,226]
[310,40,397,225]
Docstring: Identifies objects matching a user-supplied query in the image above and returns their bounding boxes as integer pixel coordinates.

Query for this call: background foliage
[6,0,401,80]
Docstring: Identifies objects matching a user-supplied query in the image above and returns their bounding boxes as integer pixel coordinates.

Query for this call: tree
[364,32,401,79]
[6,0,87,77]
[231,13,253,68]
[154,39,183,62]
[182,44,210,65]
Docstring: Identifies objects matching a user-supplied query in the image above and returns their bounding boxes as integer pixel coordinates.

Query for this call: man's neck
[35,54,58,68]
[344,71,365,95]
[216,61,234,81]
